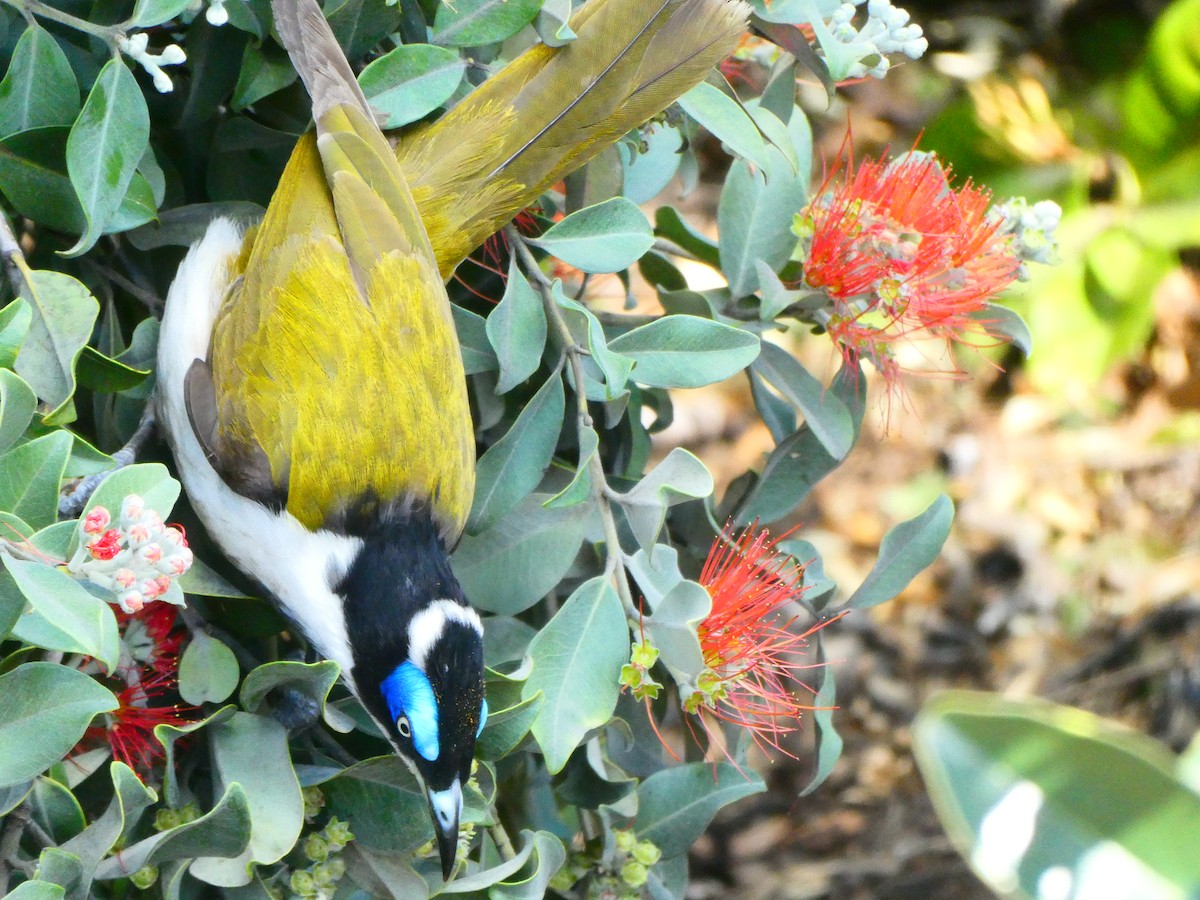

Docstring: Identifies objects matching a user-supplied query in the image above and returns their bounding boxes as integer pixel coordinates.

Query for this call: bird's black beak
[428,780,462,880]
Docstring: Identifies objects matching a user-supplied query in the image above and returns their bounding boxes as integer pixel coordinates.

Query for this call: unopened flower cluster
[814,0,928,81]
[67,495,193,613]
[117,33,186,93]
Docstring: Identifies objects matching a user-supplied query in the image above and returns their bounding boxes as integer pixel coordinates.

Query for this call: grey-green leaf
[13,269,99,423]
[5,556,121,673]
[845,495,953,610]
[751,341,851,459]
[453,494,590,615]
[468,372,563,533]
[129,0,193,26]
[0,25,79,138]
[487,257,548,394]
[178,631,240,705]
[0,662,116,788]
[676,82,773,174]
[523,577,628,773]
[529,198,654,274]
[616,448,714,552]
[0,430,72,529]
[635,762,764,858]
[64,59,151,256]
[432,0,543,47]
[0,369,37,454]
[608,315,760,389]
[358,43,466,129]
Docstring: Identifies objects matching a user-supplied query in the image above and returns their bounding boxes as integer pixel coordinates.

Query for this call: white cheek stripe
[407,598,482,671]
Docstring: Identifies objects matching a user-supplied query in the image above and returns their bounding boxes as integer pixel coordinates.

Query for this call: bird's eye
[396,715,411,738]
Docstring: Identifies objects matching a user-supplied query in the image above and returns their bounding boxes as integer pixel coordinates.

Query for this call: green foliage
[914,692,1200,899]
[0,0,1007,896]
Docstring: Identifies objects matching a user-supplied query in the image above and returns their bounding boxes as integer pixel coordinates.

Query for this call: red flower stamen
[798,144,1021,390]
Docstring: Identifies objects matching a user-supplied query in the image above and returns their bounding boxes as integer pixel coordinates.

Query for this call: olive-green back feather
[397,0,750,279]
[204,0,474,539]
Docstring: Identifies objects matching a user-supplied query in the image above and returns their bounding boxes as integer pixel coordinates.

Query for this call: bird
[156,0,746,881]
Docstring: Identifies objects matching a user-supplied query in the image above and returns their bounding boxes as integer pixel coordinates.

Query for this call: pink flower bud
[121,495,145,522]
[83,506,111,535]
[128,524,151,545]
[120,590,145,613]
[114,568,137,589]
[154,576,172,596]
[141,544,163,564]
[141,579,164,599]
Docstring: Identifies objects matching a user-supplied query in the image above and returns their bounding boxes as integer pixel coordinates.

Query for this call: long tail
[271,0,371,122]
[396,0,750,280]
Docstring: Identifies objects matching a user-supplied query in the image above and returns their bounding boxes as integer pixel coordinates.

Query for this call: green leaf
[654,206,720,269]
[5,882,65,900]
[644,579,711,690]
[231,41,297,110]
[844,495,953,610]
[635,762,764,858]
[129,0,192,26]
[33,847,82,891]
[452,303,499,374]
[432,0,543,47]
[913,691,1200,899]
[204,712,303,868]
[358,43,466,129]
[75,346,149,394]
[616,448,713,552]
[441,827,539,892]
[31,775,86,844]
[0,430,72,529]
[544,424,597,509]
[155,706,237,808]
[529,198,654,274]
[127,201,264,251]
[533,0,575,46]
[799,646,841,796]
[489,830,567,900]
[608,316,760,389]
[13,270,98,423]
[326,0,402,58]
[487,257,548,394]
[553,286,635,398]
[0,298,32,370]
[677,82,774,174]
[523,577,628,773]
[624,125,684,205]
[972,302,1033,357]
[477,689,543,761]
[4,556,121,673]
[178,631,240,705]
[468,372,563,533]
[176,557,251,599]
[64,59,150,255]
[0,662,117,787]
[95,783,251,880]
[453,493,590,615]
[0,25,78,138]
[58,762,156,896]
[0,369,37,454]
[751,341,851,459]
[322,757,431,854]
[716,111,808,297]
[239,659,351,733]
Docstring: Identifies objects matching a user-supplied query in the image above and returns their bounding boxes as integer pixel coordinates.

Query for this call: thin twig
[0,0,121,41]
[59,405,158,518]
[0,803,31,891]
[488,819,517,862]
[505,226,640,621]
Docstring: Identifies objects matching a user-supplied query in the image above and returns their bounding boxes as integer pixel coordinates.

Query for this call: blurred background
[614,0,1200,895]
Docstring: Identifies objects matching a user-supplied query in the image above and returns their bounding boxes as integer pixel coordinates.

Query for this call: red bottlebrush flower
[118,602,186,675]
[98,671,191,772]
[796,148,1021,387]
[87,529,123,561]
[686,524,827,756]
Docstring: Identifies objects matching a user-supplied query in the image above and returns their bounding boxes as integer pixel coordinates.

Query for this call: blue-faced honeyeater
[157,0,746,880]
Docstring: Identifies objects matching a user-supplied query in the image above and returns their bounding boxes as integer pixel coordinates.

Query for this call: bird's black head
[336,507,485,879]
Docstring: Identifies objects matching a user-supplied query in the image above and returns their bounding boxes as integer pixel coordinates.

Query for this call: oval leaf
[0,25,79,138]
[913,691,1200,899]
[178,631,240,705]
[529,197,654,274]
[359,44,466,129]
[608,315,760,389]
[487,257,549,394]
[13,269,99,422]
[433,0,543,47]
[522,577,628,774]
[635,762,764,859]
[0,662,116,787]
[64,59,151,256]
[845,494,953,610]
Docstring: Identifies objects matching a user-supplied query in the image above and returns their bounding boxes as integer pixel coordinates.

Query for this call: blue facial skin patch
[477,699,488,738]
[381,662,440,761]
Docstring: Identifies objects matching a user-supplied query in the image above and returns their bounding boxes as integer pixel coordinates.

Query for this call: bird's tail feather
[396,0,751,279]
[270,0,372,123]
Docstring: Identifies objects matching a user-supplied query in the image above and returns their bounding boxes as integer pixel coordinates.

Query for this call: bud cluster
[620,640,664,701]
[117,33,187,93]
[817,0,928,81]
[67,495,194,614]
